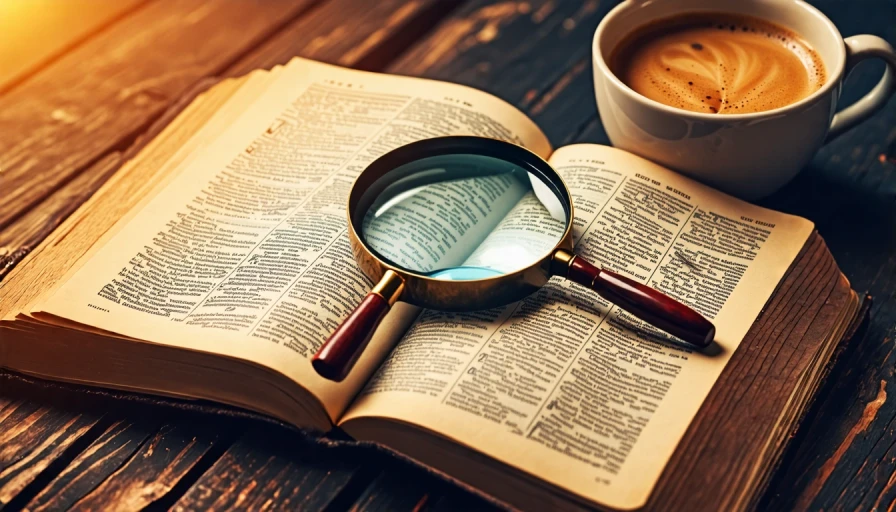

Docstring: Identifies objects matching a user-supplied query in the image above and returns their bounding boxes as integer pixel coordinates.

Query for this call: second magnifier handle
[562,253,715,347]
[311,270,405,382]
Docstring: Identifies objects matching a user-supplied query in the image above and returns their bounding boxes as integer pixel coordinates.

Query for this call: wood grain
[62,418,223,510]
[349,470,434,512]
[0,400,104,507]
[388,0,618,145]
[224,0,460,77]
[172,425,359,511]
[754,3,896,509]
[0,0,147,92]
[22,417,163,511]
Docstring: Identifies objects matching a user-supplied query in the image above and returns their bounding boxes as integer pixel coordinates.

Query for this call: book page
[33,57,551,422]
[340,143,814,509]
[362,170,529,273]
[460,189,567,273]
[363,168,568,276]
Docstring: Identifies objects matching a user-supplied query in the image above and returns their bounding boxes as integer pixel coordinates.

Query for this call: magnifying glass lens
[360,154,569,280]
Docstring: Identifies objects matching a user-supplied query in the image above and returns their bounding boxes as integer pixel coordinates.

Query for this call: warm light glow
[0,0,142,89]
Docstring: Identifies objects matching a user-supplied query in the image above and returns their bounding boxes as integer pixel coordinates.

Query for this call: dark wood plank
[389,0,617,147]
[22,417,162,511]
[426,489,495,512]
[0,153,124,280]
[348,467,498,512]
[0,400,104,506]
[224,0,460,77]
[58,417,223,510]
[349,470,433,512]
[172,425,358,511]
[752,2,896,509]
[346,463,493,512]
[1,1,893,511]
[0,374,253,511]
[760,129,896,510]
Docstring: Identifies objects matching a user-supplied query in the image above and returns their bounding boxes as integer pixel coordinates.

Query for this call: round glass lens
[360,153,569,280]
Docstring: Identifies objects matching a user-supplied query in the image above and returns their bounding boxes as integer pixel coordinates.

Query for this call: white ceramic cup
[592,0,896,200]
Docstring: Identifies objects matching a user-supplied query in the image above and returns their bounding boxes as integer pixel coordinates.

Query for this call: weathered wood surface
[172,425,360,511]
[0,399,104,508]
[0,0,147,92]
[1,0,895,510]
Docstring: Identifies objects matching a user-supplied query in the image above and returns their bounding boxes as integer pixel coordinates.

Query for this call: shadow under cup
[592,0,851,200]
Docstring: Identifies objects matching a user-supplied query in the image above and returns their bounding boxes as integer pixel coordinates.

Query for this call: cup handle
[826,35,896,143]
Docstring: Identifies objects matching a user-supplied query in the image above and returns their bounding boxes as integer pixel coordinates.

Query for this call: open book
[0,58,862,511]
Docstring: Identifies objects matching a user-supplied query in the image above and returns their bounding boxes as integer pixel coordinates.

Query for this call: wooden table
[1,0,894,509]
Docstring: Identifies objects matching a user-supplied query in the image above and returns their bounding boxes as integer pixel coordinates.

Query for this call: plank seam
[321,463,383,512]
[141,425,240,512]
[1,415,113,512]
[351,0,469,72]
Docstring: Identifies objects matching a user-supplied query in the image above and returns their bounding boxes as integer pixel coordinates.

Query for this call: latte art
[610,14,826,114]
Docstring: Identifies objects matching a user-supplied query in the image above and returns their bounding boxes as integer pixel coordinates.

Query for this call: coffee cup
[592,0,896,200]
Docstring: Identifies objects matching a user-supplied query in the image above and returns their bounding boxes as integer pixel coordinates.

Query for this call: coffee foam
[610,13,826,114]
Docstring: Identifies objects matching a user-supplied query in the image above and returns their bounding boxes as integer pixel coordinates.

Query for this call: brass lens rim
[346,136,576,311]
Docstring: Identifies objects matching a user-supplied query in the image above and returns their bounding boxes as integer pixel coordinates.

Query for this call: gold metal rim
[346,136,576,310]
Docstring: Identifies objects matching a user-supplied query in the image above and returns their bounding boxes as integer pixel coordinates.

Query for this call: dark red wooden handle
[312,293,391,382]
[567,258,715,347]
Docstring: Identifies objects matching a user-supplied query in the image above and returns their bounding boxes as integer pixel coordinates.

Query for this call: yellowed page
[341,143,814,510]
[32,58,551,422]
[1,69,280,320]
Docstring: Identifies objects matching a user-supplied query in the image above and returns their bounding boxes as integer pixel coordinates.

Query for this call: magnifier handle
[313,293,391,381]
[567,257,715,348]
[312,270,405,382]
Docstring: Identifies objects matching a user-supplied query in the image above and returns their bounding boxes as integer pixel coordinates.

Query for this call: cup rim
[592,0,847,121]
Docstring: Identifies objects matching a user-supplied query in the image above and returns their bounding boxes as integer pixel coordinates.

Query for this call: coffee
[609,13,826,114]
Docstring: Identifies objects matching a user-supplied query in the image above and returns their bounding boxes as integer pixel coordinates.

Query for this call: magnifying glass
[312,136,715,381]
